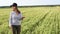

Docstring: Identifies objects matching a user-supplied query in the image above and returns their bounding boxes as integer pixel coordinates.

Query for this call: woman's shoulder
[10,11,15,14]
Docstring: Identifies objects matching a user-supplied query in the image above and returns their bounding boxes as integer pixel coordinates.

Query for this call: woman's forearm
[20,17,25,20]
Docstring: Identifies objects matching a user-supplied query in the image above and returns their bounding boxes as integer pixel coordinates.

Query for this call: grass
[0,7,60,34]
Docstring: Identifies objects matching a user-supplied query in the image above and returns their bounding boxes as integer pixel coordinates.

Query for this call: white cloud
[0,0,60,6]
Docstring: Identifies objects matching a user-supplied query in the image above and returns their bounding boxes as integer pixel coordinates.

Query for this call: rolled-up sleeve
[9,13,12,26]
[20,13,23,19]
[19,13,23,20]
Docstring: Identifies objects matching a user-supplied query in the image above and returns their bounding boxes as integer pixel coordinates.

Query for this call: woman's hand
[21,17,25,20]
[8,26,12,29]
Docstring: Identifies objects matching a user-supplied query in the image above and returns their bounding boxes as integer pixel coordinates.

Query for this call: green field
[0,7,60,34]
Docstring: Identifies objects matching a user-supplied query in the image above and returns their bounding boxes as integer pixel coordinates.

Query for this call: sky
[0,0,60,6]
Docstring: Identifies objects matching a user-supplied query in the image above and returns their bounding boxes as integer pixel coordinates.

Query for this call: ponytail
[17,9,20,14]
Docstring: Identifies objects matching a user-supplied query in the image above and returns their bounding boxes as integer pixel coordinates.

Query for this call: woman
[9,3,24,34]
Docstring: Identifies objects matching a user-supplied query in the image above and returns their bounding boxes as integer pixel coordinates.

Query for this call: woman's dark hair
[17,9,20,14]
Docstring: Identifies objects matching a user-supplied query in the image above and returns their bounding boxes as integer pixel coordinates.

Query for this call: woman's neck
[13,9,19,15]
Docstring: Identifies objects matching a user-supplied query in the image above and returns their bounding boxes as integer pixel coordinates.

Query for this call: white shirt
[9,11,22,26]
